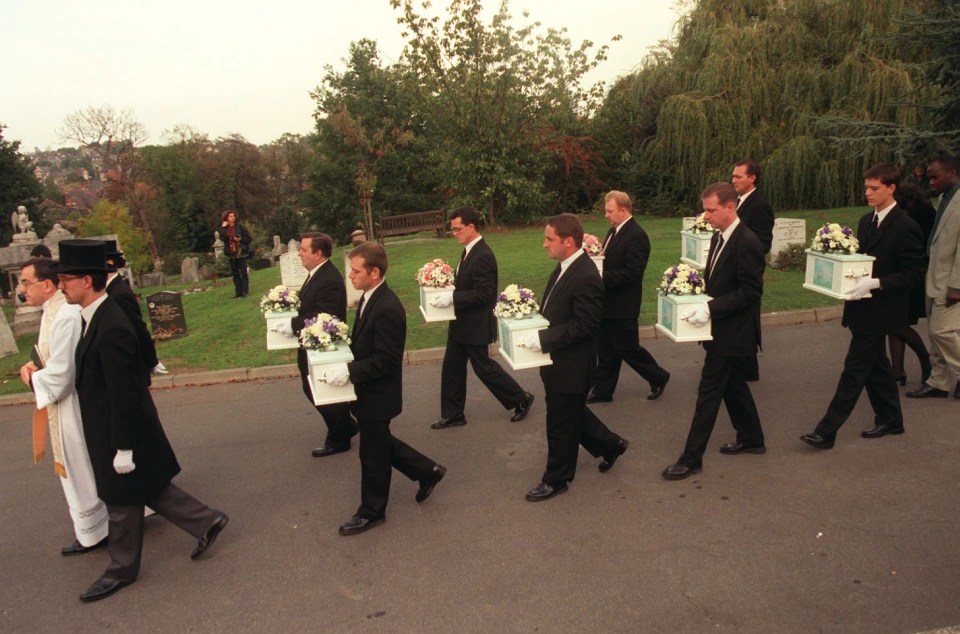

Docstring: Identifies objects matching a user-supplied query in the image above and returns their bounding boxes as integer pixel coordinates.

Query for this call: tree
[76,199,151,273]
[0,125,43,245]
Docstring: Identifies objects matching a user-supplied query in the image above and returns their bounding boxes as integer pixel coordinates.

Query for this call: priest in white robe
[18,257,109,555]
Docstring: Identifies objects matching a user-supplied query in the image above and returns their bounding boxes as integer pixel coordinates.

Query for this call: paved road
[1,321,958,633]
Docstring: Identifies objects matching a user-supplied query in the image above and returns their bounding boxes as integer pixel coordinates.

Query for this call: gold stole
[33,292,67,478]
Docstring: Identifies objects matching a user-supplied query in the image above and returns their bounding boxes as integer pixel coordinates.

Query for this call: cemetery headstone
[181,256,201,284]
[770,218,807,265]
[147,291,188,340]
[279,243,307,289]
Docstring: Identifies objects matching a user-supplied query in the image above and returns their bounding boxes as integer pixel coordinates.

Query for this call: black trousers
[440,340,526,417]
[679,353,764,467]
[593,319,669,397]
[104,483,220,582]
[815,333,902,438]
[357,418,437,520]
[297,349,358,447]
[542,389,623,488]
[229,257,249,297]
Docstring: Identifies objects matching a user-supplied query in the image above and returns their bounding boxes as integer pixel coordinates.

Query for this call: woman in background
[221,210,252,298]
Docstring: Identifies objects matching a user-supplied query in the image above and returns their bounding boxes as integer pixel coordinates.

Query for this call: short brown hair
[701,182,738,206]
[348,242,388,277]
[301,232,333,258]
[604,190,632,212]
[864,163,901,187]
[734,159,762,183]
[450,206,481,229]
[546,213,584,248]
[21,257,57,284]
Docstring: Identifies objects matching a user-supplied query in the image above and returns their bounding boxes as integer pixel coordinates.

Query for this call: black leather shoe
[906,384,949,398]
[338,515,384,536]
[430,414,467,429]
[311,444,350,457]
[510,392,535,422]
[799,433,834,450]
[62,536,107,557]
[525,482,568,502]
[661,463,701,480]
[79,577,132,603]
[586,390,612,404]
[719,442,766,455]
[647,374,670,400]
[191,512,229,560]
[861,425,905,439]
[599,439,629,473]
[416,465,447,503]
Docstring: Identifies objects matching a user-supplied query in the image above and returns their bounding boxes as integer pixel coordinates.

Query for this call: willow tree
[597,0,935,213]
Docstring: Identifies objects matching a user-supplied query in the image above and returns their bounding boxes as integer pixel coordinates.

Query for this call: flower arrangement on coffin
[260,285,300,313]
[810,223,859,255]
[494,284,540,319]
[687,213,714,234]
[416,258,455,288]
[299,313,351,351]
[582,233,604,256]
[659,263,706,296]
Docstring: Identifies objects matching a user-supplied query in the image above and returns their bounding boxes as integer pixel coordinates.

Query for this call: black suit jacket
[449,238,498,345]
[348,283,405,421]
[292,260,347,335]
[703,222,765,357]
[106,275,159,380]
[600,217,650,320]
[842,206,926,336]
[75,296,180,506]
[538,252,604,394]
[737,190,775,255]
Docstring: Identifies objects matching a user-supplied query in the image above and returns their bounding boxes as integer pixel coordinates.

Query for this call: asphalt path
[1,320,958,633]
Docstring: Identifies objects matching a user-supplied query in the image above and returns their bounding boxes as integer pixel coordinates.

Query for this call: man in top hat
[53,239,228,602]
[102,240,167,381]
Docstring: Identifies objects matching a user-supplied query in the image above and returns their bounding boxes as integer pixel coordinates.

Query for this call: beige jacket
[926,192,960,300]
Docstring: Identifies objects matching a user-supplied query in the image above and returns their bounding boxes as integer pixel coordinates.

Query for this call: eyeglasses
[450,226,464,234]
[17,278,39,288]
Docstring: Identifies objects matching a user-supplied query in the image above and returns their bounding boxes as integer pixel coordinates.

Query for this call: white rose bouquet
[688,213,714,234]
[660,263,706,296]
[811,223,859,255]
[494,284,540,319]
[299,313,351,351]
[260,285,300,313]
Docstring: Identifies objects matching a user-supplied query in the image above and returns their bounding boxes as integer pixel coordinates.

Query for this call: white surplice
[32,291,108,546]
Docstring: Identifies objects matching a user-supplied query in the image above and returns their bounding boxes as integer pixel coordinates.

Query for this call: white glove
[519,333,542,352]
[430,292,454,308]
[113,450,136,474]
[271,321,295,336]
[152,362,169,375]
[323,363,351,387]
[846,277,880,301]
[682,304,711,327]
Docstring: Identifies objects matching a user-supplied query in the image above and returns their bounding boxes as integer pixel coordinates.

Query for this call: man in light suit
[429,207,534,429]
[273,232,359,455]
[731,159,775,382]
[54,240,228,602]
[521,214,628,501]
[907,156,960,400]
[663,183,766,480]
[329,242,446,535]
[801,164,926,449]
[587,191,670,404]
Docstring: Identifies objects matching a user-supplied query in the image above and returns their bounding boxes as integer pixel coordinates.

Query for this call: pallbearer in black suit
[272,233,358,456]
[329,243,446,535]
[801,164,926,449]
[430,207,534,429]
[731,159,775,382]
[521,214,628,502]
[663,183,766,480]
[54,240,227,602]
[587,191,670,404]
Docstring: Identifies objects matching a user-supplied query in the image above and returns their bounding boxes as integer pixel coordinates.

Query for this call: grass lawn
[0,206,866,395]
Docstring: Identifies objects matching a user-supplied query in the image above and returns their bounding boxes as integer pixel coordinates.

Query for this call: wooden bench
[375,210,446,243]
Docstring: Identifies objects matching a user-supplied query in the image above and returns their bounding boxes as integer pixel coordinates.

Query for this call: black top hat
[102,239,127,270]
[52,240,108,274]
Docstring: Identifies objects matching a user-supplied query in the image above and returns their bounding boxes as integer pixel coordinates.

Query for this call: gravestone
[140,272,165,288]
[181,256,200,284]
[271,235,284,260]
[250,258,272,271]
[279,243,307,289]
[147,291,188,340]
[0,307,18,358]
[43,223,74,257]
[770,218,807,265]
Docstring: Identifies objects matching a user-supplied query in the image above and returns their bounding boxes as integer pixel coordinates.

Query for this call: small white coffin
[680,231,712,269]
[590,255,604,275]
[306,345,358,406]
[656,293,714,343]
[802,250,876,300]
[497,315,552,370]
[419,286,456,322]
[264,311,299,350]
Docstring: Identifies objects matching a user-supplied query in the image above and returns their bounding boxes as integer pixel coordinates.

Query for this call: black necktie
[456,249,466,274]
[865,213,879,244]
[736,196,742,209]
[356,294,366,319]
[603,228,616,251]
[709,234,725,275]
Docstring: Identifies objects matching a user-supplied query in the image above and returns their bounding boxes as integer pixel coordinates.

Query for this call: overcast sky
[1,0,681,151]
